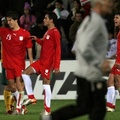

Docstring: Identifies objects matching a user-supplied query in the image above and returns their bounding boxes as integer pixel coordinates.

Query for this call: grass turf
[0,100,120,120]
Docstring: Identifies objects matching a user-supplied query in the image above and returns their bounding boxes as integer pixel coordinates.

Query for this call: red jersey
[36,27,61,70]
[0,27,32,69]
[116,32,120,63]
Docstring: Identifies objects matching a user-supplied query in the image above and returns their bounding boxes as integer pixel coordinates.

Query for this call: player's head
[6,11,19,29]
[114,12,120,27]
[43,11,57,27]
[55,0,63,10]
[91,0,113,16]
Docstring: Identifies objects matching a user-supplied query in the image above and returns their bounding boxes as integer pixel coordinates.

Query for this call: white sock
[43,85,51,112]
[12,91,19,101]
[106,86,115,104]
[22,74,33,95]
[16,91,24,109]
[113,90,118,106]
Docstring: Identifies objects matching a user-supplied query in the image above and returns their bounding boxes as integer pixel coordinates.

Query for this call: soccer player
[106,12,120,112]
[0,11,33,114]
[22,11,61,115]
[0,17,15,114]
[41,0,112,120]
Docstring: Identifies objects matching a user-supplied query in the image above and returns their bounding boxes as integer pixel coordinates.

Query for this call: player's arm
[115,47,120,69]
[27,48,33,64]
[25,32,33,64]
[0,28,4,41]
[30,36,43,45]
[53,31,61,73]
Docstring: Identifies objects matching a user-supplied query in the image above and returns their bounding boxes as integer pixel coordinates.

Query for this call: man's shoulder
[19,28,30,34]
[0,27,9,31]
[49,28,59,34]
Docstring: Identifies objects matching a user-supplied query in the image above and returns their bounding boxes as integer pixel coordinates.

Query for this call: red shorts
[31,60,51,79]
[111,65,120,75]
[6,68,23,80]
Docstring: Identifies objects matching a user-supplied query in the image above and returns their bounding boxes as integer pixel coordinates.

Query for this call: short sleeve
[0,27,6,38]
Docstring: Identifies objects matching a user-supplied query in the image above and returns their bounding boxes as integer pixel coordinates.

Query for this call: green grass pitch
[0,100,120,120]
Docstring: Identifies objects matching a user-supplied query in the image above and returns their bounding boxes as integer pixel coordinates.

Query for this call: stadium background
[0,0,120,120]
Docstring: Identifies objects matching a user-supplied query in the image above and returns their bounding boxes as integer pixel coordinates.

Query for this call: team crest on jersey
[46,35,50,40]
[19,36,23,41]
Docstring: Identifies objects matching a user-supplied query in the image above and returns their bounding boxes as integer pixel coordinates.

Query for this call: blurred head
[6,11,19,29]
[73,0,81,10]
[55,0,63,10]
[108,33,114,40]
[43,11,57,27]
[114,12,120,27]
[24,2,31,15]
[75,11,83,22]
[91,0,113,16]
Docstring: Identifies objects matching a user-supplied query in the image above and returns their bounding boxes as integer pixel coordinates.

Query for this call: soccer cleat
[106,106,115,112]
[41,110,51,116]
[21,105,28,115]
[22,98,37,106]
[40,110,51,120]
[12,108,21,115]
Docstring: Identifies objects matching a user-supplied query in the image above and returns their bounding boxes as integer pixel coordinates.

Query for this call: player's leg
[115,74,120,90]
[112,88,118,108]
[41,69,54,115]
[5,69,21,114]
[106,69,116,111]
[1,65,13,113]
[22,66,36,103]
[14,76,25,113]
[3,86,12,113]
[42,77,51,114]
[113,74,120,108]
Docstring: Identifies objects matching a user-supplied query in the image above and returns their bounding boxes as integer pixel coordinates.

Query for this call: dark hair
[114,11,120,16]
[55,0,63,4]
[45,11,57,24]
[75,10,84,17]
[6,11,19,20]
[74,0,81,5]
[108,28,114,35]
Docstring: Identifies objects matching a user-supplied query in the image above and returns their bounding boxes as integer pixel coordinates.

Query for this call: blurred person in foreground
[106,12,120,112]
[41,0,112,120]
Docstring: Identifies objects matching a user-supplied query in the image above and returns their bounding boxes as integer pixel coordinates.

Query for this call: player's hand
[54,69,60,74]
[30,60,33,64]
[29,36,37,41]
[102,60,111,74]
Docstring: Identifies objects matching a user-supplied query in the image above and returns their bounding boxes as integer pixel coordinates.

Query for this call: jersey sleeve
[116,35,120,63]
[25,31,33,48]
[0,27,6,38]
[53,30,61,70]
[36,38,43,45]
